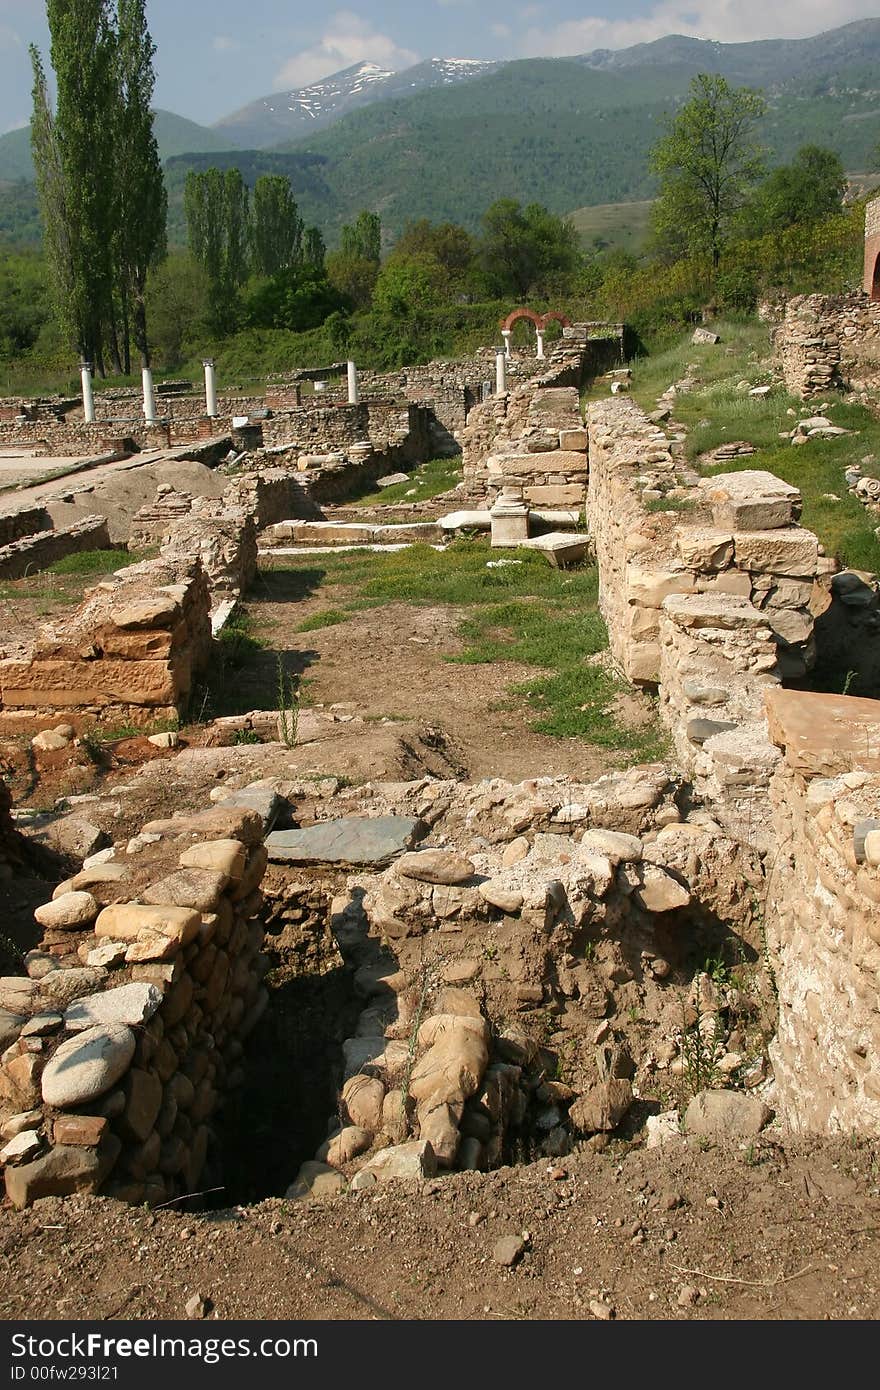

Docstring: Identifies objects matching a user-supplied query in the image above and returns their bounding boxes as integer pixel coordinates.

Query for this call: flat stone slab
[765,687,880,776]
[266,815,424,867]
[439,511,491,532]
[218,786,285,833]
[521,532,590,566]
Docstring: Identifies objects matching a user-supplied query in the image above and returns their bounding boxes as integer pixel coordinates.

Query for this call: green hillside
[279,54,880,237]
[3,22,880,248]
[0,109,233,182]
[569,201,654,254]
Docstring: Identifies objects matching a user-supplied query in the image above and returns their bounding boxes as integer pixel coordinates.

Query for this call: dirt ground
[0,1136,877,1321]
[234,573,655,783]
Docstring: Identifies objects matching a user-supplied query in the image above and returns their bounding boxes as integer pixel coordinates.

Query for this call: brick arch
[501,307,543,333]
[872,252,880,303]
[500,308,573,333]
[539,311,572,331]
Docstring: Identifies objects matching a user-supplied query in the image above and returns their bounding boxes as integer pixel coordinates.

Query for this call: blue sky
[1,0,877,133]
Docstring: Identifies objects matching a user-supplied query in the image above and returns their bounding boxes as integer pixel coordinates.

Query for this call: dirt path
[1,1137,877,1321]
[242,580,640,782]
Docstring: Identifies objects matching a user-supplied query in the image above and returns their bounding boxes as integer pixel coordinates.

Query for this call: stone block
[733,529,819,576]
[523,485,585,507]
[704,471,800,531]
[765,688,880,776]
[675,529,734,570]
[626,567,695,608]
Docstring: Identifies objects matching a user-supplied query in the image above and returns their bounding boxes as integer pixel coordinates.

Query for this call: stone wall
[763,687,880,1133]
[587,398,831,848]
[0,557,212,734]
[775,292,880,398]
[865,194,880,300]
[0,516,111,581]
[159,502,257,606]
[0,801,270,1208]
[0,507,52,548]
[588,399,826,686]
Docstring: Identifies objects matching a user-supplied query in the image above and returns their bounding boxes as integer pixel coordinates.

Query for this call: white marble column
[80,362,96,425]
[536,330,545,360]
[347,359,360,405]
[495,351,507,394]
[203,359,218,418]
[142,366,158,424]
[502,329,512,360]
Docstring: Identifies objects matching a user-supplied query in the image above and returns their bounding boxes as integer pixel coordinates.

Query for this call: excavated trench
[211,832,773,1207]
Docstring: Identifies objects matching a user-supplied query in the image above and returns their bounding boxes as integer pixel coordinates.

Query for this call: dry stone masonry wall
[0,801,270,1208]
[763,688,880,1133]
[776,292,880,398]
[0,557,212,735]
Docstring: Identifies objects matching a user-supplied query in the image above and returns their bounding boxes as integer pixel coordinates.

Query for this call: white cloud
[517,0,880,57]
[274,11,419,89]
[212,35,240,54]
[0,23,22,51]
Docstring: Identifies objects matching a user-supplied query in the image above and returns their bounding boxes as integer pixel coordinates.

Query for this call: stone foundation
[0,801,270,1208]
[764,687,880,1133]
[0,516,111,580]
[0,557,212,734]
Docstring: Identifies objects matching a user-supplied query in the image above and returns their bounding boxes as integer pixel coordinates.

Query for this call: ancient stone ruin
[1,284,879,1220]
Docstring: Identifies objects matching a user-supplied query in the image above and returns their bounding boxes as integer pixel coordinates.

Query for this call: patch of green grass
[49,548,139,576]
[625,318,880,573]
[295,609,350,633]
[350,456,463,506]
[216,607,267,666]
[261,541,663,757]
[643,496,697,514]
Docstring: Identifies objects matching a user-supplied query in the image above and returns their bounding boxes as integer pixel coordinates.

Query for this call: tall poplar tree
[114,0,167,373]
[252,175,303,277]
[30,0,166,374]
[31,1,118,371]
[185,168,251,333]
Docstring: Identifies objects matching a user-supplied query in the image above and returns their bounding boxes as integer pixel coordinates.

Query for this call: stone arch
[538,311,572,332]
[871,252,880,303]
[501,307,543,334]
[500,308,574,334]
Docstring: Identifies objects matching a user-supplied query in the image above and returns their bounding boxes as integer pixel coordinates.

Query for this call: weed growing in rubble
[276,656,299,749]
[677,992,722,1101]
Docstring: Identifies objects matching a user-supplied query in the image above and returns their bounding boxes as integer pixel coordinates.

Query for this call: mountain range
[1,20,879,246]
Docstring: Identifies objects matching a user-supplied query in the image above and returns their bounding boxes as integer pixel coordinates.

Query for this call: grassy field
[568,200,653,255]
[256,541,666,757]
[627,319,880,574]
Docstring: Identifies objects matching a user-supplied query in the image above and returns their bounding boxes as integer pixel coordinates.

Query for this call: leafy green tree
[0,246,51,357]
[393,219,474,281]
[477,199,581,298]
[185,168,251,333]
[252,175,304,277]
[327,210,382,309]
[340,210,381,263]
[650,74,766,270]
[304,227,326,270]
[372,254,445,315]
[145,252,210,367]
[739,145,846,236]
[245,267,347,331]
[114,0,167,372]
[30,2,118,371]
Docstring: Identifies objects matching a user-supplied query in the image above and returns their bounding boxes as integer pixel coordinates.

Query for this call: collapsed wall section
[775,291,880,398]
[0,802,270,1208]
[763,688,880,1133]
[0,557,212,735]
